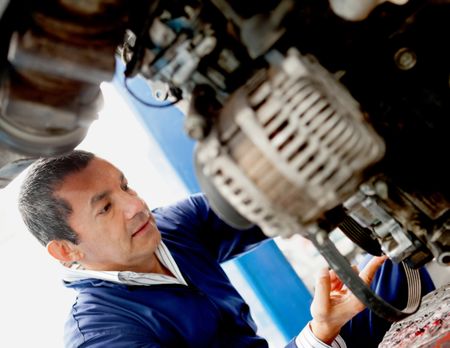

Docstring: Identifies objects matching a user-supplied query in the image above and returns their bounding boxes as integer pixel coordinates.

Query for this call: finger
[312,267,331,312]
[329,269,339,282]
[359,256,388,285]
[329,270,344,291]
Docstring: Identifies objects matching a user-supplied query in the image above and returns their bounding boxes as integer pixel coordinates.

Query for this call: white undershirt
[62,241,187,286]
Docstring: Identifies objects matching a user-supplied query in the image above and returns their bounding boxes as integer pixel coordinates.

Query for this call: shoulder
[153,193,209,223]
[152,194,212,239]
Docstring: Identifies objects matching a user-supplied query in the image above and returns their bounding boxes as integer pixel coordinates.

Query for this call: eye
[122,182,137,195]
[99,203,112,215]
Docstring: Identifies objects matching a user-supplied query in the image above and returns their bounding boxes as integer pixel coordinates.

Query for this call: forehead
[55,157,121,201]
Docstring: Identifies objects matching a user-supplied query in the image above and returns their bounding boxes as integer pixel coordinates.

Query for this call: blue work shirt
[64,193,273,347]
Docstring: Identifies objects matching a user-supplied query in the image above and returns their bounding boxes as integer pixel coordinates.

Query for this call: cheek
[85,237,128,262]
[76,223,126,255]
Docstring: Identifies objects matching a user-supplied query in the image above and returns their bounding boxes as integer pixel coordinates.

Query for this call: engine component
[379,283,450,347]
[344,185,423,264]
[338,215,383,256]
[329,0,410,21]
[196,49,385,237]
[343,179,450,267]
[127,0,449,321]
[1,0,448,322]
[0,0,130,187]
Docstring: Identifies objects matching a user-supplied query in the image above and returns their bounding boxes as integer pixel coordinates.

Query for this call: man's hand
[309,256,387,344]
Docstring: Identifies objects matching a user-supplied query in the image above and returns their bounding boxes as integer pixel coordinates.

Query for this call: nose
[121,191,145,220]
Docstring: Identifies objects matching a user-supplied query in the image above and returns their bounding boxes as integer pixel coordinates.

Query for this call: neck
[152,257,174,276]
[129,254,173,276]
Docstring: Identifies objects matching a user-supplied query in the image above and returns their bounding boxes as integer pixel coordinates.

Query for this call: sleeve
[154,193,270,263]
[284,323,347,348]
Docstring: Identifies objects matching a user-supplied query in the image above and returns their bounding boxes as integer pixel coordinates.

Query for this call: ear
[47,240,83,263]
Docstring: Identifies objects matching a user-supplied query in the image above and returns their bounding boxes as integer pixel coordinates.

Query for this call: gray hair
[18,150,95,246]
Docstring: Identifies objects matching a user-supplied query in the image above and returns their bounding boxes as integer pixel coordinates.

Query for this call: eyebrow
[89,172,125,207]
[90,190,111,207]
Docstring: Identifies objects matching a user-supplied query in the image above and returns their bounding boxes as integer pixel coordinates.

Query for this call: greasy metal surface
[0,0,128,187]
[379,283,450,348]
[0,149,35,188]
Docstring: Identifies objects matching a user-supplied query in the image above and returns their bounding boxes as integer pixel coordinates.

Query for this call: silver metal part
[344,189,416,263]
[0,0,8,17]
[394,47,417,71]
[0,149,35,187]
[430,221,450,266]
[8,31,115,84]
[328,0,409,21]
[0,0,127,188]
[0,66,99,187]
[196,48,385,237]
[184,114,209,140]
[142,31,217,88]
[149,18,177,49]
[211,0,293,59]
[344,180,450,266]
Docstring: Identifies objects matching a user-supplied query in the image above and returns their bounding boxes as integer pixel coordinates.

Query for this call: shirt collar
[61,241,187,286]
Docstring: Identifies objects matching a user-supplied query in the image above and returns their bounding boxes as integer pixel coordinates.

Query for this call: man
[18,150,390,347]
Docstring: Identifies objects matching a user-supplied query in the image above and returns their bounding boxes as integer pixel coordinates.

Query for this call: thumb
[312,267,331,312]
[359,256,387,285]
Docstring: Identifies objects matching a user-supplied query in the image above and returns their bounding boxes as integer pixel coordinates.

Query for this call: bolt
[394,47,417,71]
[360,183,376,196]
[438,252,450,265]
[374,180,388,200]
[208,145,220,158]
[184,115,208,140]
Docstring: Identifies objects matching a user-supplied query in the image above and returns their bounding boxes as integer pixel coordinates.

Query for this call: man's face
[55,157,161,272]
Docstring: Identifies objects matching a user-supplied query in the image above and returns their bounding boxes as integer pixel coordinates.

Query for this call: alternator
[196,48,385,237]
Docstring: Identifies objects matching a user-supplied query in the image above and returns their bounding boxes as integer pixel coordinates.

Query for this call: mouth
[132,219,150,238]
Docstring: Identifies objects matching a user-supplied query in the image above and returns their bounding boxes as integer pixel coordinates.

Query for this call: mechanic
[18,150,417,348]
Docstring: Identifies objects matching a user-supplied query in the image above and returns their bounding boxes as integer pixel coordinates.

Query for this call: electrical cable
[124,76,182,108]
